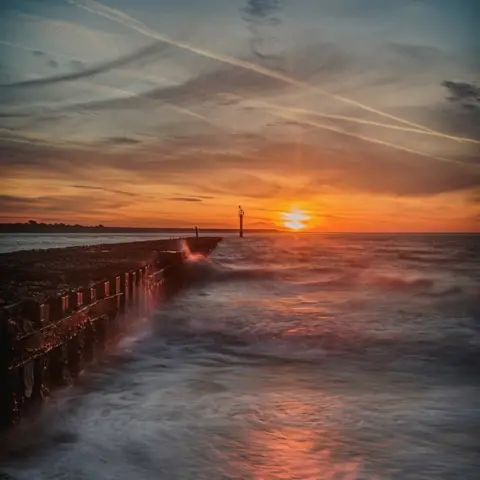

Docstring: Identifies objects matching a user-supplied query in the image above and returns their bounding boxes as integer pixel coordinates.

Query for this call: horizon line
[0,223,478,235]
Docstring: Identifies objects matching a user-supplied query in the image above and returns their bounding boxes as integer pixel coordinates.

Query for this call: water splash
[179,238,206,262]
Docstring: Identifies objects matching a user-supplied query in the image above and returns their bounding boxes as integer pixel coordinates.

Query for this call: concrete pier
[0,236,221,428]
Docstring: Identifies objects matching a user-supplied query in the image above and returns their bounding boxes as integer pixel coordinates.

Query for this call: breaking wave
[180,255,278,283]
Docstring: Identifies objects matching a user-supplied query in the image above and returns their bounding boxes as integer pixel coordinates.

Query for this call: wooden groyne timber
[0,236,222,428]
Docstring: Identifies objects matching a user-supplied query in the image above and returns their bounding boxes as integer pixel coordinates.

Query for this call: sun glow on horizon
[281,208,311,230]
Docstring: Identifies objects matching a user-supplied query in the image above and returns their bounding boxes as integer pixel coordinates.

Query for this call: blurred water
[1,233,479,479]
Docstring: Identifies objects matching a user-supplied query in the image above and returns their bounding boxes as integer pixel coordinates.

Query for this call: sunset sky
[0,0,479,231]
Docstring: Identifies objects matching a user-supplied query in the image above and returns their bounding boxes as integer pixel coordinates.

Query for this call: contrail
[68,0,478,145]
[164,103,218,127]
[257,106,469,167]
[7,34,475,145]
[245,100,480,145]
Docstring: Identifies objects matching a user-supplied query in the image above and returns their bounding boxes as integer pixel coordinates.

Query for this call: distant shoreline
[0,224,278,234]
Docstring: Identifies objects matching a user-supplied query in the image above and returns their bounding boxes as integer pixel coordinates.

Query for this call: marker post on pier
[238,205,245,238]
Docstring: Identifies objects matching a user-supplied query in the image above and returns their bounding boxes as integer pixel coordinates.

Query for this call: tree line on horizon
[0,220,106,231]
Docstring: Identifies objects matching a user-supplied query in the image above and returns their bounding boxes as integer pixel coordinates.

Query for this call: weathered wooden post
[107,276,119,338]
[95,283,107,351]
[238,205,245,238]
[131,271,137,307]
[82,286,96,362]
[139,267,147,316]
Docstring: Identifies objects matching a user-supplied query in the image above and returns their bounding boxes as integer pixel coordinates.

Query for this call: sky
[0,0,479,232]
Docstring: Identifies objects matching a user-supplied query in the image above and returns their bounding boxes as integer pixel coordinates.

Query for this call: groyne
[0,236,221,428]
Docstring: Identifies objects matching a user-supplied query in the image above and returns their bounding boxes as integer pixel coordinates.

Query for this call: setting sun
[281,209,311,230]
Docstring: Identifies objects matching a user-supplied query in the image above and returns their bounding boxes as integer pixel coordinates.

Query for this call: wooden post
[238,205,244,238]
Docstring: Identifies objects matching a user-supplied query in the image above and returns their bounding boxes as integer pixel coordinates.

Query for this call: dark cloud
[168,197,203,202]
[443,80,480,107]
[0,112,30,118]
[0,41,171,88]
[439,80,480,140]
[22,47,61,69]
[172,192,215,200]
[0,194,38,207]
[0,140,104,181]
[243,1,282,64]
[244,0,281,19]
[101,136,142,145]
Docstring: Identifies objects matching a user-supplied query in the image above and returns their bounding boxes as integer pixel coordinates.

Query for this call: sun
[281,209,311,231]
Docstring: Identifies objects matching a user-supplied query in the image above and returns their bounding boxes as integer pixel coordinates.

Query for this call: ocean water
[1,233,479,479]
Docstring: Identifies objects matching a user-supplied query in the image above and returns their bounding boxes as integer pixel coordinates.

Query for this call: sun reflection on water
[224,385,365,480]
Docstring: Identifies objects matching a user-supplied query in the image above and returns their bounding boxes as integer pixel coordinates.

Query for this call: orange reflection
[228,390,364,480]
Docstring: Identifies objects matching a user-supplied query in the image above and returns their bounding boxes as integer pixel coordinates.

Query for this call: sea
[0,232,479,480]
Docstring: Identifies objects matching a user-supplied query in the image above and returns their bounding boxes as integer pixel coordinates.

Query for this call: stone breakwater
[0,237,222,428]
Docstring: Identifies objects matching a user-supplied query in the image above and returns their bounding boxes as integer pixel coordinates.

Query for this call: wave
[422,286,465,297]
[397,252,477,267]
[368,274,435,291]
[180,256,277,284]
[181,256,475,302]
[151,305,479,376]
[181,257,367,289]
[292,273,440,293]
[290,276,355,290]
